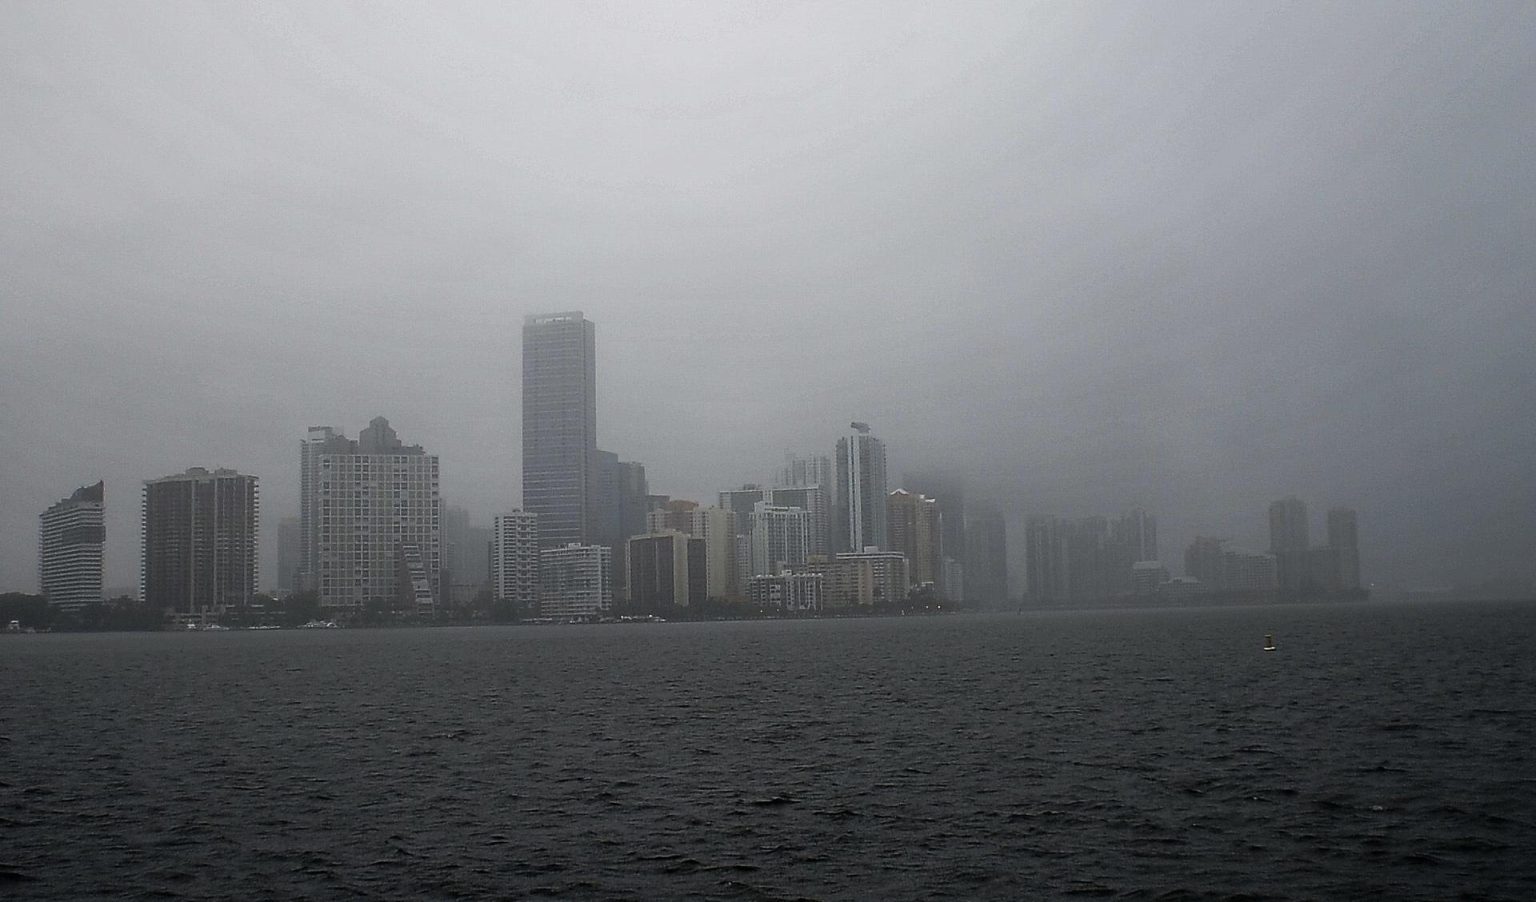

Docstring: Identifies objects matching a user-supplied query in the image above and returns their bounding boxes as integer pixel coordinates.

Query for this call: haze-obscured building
[1269,496,1310,596]
[1184,536,1277,595]
[902,469,965,599]
[276,516,300,595]
[964,506,1008,608]
[1328,507,1361,591]
[38,481,104,611]
[1131,560,1170,595]
[1024,515,1069,603]
[1024,511,1161,604]
[441,505,491,607]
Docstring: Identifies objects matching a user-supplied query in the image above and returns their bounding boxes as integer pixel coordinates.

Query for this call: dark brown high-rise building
[142,468,257,614]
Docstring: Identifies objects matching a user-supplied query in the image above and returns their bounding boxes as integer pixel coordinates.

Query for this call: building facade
[523,312,598,548]
[142,468,258,614]
[38,481,104,611]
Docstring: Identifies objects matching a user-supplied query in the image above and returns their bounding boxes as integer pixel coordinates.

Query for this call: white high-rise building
[836,422,888,552]
[300,417,440,615]
[539,543,612,618]
[750,502,811,578]
[493,511,540,612]
[38,481,104,611]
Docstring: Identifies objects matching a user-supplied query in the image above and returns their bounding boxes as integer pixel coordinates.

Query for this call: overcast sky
[3,1,1534,594]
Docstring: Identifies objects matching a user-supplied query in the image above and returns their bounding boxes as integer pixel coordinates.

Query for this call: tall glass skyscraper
[523,312,597,547]
[835,422,888,553]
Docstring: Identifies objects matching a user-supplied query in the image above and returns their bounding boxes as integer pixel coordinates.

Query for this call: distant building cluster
[493,312,1001,620]
[1020,496,1363,606]
[33,311,1365,623]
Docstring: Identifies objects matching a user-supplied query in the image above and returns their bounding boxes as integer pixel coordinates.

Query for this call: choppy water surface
[4,600,1534,900]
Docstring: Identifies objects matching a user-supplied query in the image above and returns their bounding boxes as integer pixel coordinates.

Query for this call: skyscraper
[142,468,258,614]
[38,481,104,611]
[835,422,888,552]
[299,418,440,615]
[523,312,597,548]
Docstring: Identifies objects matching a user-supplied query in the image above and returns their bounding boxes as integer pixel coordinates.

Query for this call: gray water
[3,601,1534,900]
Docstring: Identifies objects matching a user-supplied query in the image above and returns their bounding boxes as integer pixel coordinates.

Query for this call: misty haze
[3,2,1534,900]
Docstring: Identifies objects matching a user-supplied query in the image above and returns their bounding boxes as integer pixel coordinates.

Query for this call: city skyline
[4,4,1535,595]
